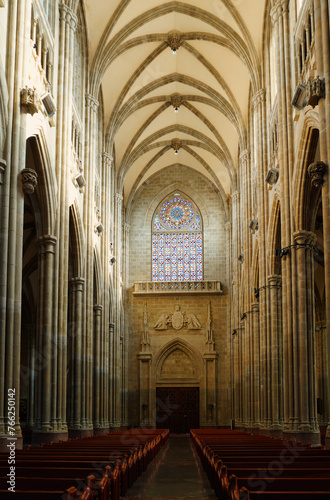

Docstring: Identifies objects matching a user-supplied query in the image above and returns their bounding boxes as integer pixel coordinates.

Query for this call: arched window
[152,192,203,282]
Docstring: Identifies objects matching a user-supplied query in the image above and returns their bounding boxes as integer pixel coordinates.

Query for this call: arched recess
[154,338,203,386]
[20,135,56,442]
[67,202,86,432]
[293,124,320,230]
[293,123,328,431]
[267,195,281,277]
[148,338,205,431]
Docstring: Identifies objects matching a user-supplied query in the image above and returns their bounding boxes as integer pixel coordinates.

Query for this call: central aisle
[124,435,217,499]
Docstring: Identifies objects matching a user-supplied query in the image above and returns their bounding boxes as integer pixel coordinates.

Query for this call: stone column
[268,275,283,436]
[109,322,115,428]
[231,191,240,427]
[84,93,99,433]
[251,303,260,429]
[271,0,296,436]
[315,322,329,429]
[33,235,62,444]
[0,0,30,451]
[204,352,218,427]
[93,305,103,433]
[289,230,320,444]
[112,193,124,428]
[314,0,330,450]
[67,278,85,438]
[100,152,112,432]
[138,353,152,427]
[122,222,131,427]
[52,3,77,441]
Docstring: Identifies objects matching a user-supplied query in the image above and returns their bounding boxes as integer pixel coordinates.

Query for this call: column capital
[36,235,57,251]
[85,93,99,112]
[239,149,250,164]
[251,302,259,313]
[225,221,231,232]
[253,89,266,109]
[21,168,38,194]
[116,193,123,205]
[93,305,103,315]
[267,274,282,287]
[59,3,78,31]
[102,152,113,168]
[293,230,317,247]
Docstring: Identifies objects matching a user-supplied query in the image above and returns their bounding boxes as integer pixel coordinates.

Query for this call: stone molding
[133,280,222,295]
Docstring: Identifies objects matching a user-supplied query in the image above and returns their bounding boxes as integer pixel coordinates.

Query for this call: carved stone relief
[153,305,201,331]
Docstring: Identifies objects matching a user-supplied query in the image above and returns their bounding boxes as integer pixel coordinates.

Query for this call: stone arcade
[0,0,329,451]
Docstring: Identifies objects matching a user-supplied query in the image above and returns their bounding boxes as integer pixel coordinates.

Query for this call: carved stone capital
[59,3,78,31]
[21,87,40,116]
[102,152,113,168]
[85,93,99,112]
[36,235,57,253]
[252,89,266,108]
[308,160,327,187]
[240,149,250,164]
[293,230,317,247]
[306,77,325,108]
[0,159,6,185]
[115,193,123,205]
[124,223,131,234]
[21,168,38,194]
[267,274,282,287]
[93,305,103,316]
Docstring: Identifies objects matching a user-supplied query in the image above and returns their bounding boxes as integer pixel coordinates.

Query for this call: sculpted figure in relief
[154,313,169,330]
[186,313,202,329]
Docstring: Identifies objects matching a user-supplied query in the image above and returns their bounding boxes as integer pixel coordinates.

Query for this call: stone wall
[126,165,231,428]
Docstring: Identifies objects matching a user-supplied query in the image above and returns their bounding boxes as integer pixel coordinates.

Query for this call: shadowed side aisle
[123,436,217,499]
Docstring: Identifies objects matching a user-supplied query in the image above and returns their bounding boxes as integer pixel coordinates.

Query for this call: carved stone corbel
[21,168,38,194]
[21,86,40,115]
[306,76,325,108]
[308,160,327,188]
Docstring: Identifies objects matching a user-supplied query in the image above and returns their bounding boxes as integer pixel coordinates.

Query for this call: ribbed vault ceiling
[84,0,266,205]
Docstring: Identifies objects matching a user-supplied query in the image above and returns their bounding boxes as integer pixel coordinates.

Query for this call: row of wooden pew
[190,429,330,499]
[0,428,169,499]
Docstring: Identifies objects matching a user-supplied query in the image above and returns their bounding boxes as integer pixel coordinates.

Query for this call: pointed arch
[293,116,320,230]
[69,201,86,278]
[153,338,203,385]
[93,247,103,306]
[267,194,281,276]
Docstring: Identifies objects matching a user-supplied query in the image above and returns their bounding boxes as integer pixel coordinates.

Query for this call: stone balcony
[133,280,223,296]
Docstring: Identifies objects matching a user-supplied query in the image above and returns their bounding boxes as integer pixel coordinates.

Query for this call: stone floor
[123,435,217,499]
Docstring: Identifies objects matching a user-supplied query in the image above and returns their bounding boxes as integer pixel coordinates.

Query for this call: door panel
[156,387,199,433]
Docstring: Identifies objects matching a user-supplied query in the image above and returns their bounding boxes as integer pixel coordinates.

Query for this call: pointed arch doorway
[156,387,199,433]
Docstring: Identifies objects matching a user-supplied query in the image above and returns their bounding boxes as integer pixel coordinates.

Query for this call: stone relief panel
[153,304,201,331]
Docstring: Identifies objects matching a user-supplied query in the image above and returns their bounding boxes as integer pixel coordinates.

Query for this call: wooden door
[156,387,199,433]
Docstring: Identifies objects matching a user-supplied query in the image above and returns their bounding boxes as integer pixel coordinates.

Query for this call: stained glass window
[152,193,203,281]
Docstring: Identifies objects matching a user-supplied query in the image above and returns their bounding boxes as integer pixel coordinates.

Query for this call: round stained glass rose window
[160,198,194,229]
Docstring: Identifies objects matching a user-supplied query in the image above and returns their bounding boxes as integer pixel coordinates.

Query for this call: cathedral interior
[0,0,330,453]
